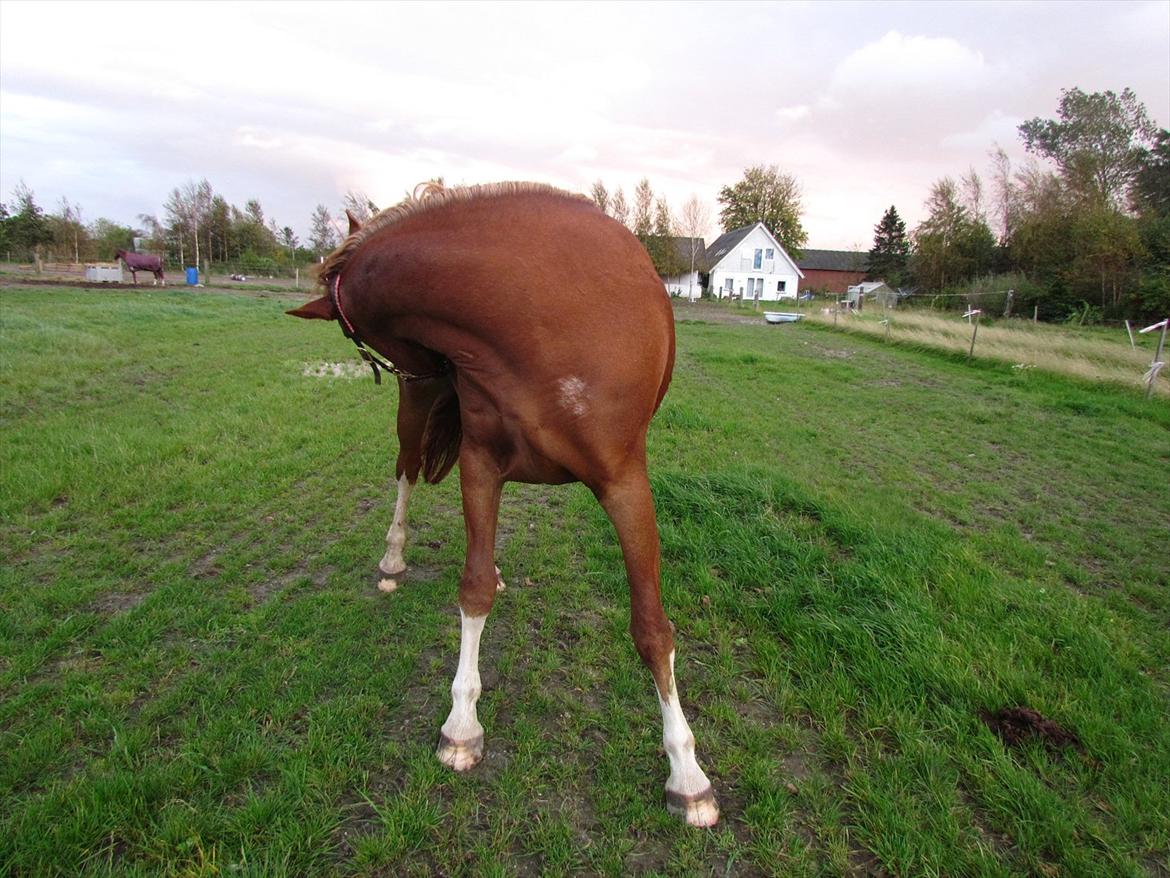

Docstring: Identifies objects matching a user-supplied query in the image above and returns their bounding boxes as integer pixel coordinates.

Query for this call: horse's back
[357,191,673,407]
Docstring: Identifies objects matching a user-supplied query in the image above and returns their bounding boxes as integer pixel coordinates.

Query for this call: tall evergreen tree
[867,205,910,286]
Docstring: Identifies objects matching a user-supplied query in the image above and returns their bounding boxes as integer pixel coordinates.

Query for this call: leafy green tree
[2,183,53,261]
[231,202,277,259]
[207,196,231,263]
[309,204,339,256]
[632,178,654,237]
[867,206,910,286]
[88,218,135,260]
[164,179,213,267]
[1072,206,1143,309]
[589,180,610,215]
[1019,87,1156,208]
[0,202,10,258]
[280,226,298,255]
[716,165,807,255]
[644,196,687,278]
[1132,129,1170,217]
[50,197,87,262]
[912,179,968,290]
[611,188,629,228]
[912,178,997,291]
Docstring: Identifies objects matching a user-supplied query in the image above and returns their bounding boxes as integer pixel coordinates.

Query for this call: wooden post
[295,267,300,290]
[1125,320,1136,351]
[964,308,982,361]
[1033,305,1039,323]
[1003,289,1014,319]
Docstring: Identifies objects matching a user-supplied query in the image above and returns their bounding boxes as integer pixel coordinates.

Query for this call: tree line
[868,88,1168,320]
[0,182,376,277]
[3,86,1165,319]
[594,88,1167,321]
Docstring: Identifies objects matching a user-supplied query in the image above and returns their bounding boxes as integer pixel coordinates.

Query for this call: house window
[765,248,774,259]
[753,249,762,269]
[724,278,733,296]
[777,280,786,292]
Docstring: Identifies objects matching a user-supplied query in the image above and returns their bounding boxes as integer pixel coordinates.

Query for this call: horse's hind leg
[379,378,449,576]
[597,464,719,827]
[437,444,502,771]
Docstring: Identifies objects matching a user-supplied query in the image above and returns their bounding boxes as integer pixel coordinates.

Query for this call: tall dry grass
[805,307,1167,397]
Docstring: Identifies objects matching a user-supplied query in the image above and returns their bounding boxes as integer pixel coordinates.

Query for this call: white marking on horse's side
[437,609,487,771]
[379,475,414,575]
[557,376,588,418]
[658,650,719,827]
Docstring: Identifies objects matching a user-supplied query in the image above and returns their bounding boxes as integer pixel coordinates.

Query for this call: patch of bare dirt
[981,706,1081,753]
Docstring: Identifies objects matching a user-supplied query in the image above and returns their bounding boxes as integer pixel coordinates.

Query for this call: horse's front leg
[437,445,502,771]
[379,378,450,577]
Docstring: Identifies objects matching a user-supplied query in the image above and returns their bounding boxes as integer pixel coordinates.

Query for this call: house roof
[704,223,804,277]
[703,225,754,267]
[797,249,869,272]
[667,236,706,267]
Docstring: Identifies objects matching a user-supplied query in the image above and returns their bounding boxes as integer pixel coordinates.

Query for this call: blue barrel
[185,267,198,286]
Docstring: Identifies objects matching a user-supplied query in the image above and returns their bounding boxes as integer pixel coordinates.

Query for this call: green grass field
[2,285,1168,877]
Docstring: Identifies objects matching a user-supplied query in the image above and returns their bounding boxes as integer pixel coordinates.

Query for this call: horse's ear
[286,294,336,321]
[345,210,362,235]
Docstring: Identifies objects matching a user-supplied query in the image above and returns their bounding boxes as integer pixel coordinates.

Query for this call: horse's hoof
[379,559,406,577]
[665,786,719,828]
[495,566,506,591]
[437,732,483,771]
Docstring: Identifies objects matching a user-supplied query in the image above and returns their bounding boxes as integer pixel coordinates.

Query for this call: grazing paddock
[2,285,1168,876]
[804,307,1168,397]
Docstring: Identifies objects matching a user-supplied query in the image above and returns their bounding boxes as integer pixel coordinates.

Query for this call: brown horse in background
[114,249,166,285]
[288,182,718,826]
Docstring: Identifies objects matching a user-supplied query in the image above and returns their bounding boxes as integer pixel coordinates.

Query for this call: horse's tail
[420,385,462,484]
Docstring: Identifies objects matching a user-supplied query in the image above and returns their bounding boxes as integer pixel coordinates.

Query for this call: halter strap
[329,275,449,385]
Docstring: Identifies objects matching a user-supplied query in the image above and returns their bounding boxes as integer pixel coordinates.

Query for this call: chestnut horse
[288,182,718,826]
[114,249,166,285]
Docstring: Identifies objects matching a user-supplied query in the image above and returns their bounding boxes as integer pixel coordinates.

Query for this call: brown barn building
[797,249,868,294]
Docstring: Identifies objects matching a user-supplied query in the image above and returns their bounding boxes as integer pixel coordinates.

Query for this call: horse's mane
[319,181,594,284]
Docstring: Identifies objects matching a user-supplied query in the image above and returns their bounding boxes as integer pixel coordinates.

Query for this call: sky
[1,1,1168,251]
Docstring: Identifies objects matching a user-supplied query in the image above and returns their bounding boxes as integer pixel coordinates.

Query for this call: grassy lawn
[2,285,1168,877]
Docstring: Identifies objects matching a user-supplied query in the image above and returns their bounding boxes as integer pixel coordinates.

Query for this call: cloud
[831,30,994,98]
[776,105,811,123]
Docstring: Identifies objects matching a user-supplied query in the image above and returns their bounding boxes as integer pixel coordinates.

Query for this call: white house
[705,223,803,302]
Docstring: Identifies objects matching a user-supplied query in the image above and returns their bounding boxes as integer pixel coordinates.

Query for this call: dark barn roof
[669,236,707,267]
[797,249,869,272]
